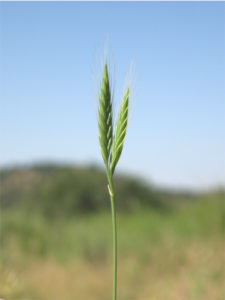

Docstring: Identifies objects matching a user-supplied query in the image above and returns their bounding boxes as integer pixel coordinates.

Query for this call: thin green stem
[107,173,117,300]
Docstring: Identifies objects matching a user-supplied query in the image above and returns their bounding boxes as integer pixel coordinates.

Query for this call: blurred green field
[0,166,225,300]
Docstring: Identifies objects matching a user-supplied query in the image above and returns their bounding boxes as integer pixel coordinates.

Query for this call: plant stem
[108,174,117,300]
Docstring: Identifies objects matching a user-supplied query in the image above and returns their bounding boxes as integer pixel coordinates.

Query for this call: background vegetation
[1,164,224,300]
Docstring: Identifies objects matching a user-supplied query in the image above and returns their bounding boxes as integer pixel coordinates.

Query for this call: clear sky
[1,2,225,190]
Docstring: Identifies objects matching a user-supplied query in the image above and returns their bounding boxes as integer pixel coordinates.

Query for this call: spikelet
[98,63,113,169]
[110,88,129,175]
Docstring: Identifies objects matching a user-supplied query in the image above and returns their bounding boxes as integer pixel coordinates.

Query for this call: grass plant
[1,187,224,299]
[97,61,129,300]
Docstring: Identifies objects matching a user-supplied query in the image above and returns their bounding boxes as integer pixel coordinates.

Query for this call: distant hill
[1,164,162,217]
[1,163,224,217]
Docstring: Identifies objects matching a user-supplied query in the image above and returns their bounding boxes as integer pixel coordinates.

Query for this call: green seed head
[98,61,129,176]
[98,63,113,169]
[110,87,129,175]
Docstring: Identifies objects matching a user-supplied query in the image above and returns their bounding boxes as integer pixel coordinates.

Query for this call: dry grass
[1,238,224,300]
[1,195,224,300]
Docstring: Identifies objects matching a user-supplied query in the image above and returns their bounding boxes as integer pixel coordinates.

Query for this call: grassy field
[1,192,224,300]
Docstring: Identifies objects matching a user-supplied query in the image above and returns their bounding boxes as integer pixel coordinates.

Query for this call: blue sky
[1,2,225,190]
